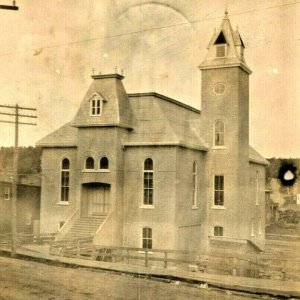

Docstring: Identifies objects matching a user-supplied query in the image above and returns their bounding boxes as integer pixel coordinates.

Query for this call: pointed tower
[199,13,254,250]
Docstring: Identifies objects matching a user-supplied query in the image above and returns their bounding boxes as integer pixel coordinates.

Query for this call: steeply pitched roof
[71,74,134,129]
[249,146,269,166]
[199,13,251,74]
[36,122,78,147]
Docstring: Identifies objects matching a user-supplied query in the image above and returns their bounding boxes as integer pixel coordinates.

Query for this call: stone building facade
[37,14,268,253]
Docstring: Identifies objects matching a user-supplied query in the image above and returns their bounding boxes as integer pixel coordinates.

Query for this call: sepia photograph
[0,0,299,299]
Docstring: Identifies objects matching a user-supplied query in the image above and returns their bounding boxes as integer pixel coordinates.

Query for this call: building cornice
[123,142,208,152]
[91,73,124,80]
[71,123,134,130]
[249,158,269,166]
[198,63,252,75]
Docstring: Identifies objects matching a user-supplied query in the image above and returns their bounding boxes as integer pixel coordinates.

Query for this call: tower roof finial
[224,7,228,18]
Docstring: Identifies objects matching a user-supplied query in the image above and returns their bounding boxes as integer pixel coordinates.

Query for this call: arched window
[100,157,109,170]
[143,158,153,205]
[85,157,94,169]
[214,120,225,146]
[192,161,198,208]
[89,93,104,116]
[61,158,70,202]
[142,227,152,249]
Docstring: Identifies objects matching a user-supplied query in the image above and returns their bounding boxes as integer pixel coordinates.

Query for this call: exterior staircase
[63,217,106,240]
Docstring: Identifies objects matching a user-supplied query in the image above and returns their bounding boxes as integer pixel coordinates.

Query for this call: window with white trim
[4,186,10,200]
[61,158,70,202]
[100,157,109,170]
[214,175,224,206]
[142,227,152,249]
[90,99,101,116]
[143,158,153,205]
[214,120,225,146]
[85,157,94,169]
[214,226,223,237]
[89,93,105,116]
[192,161,198,208]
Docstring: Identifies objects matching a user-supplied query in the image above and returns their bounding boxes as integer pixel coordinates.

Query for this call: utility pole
[0,104,37,257]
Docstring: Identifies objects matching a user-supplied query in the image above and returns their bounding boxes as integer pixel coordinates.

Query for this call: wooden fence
[1,233,299,281]
[0,232,55,247]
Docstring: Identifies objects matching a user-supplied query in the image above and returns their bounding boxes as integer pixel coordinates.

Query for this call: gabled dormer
[214,31,228,58]
[89,92,106,116]
[199,11,251,74]
[72,74,134,129]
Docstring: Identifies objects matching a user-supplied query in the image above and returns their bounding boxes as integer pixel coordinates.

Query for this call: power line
[0,1,298,58]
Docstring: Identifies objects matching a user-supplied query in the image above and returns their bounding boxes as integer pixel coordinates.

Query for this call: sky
[0,0,299,158]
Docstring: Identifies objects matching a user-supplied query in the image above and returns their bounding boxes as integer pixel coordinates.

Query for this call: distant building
[37,13,268,253]
[0,175,40,234]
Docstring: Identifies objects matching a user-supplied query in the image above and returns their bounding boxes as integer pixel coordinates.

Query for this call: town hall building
[37,13,268,254]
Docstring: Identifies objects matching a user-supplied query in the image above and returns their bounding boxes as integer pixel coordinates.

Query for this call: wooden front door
[82,184,110,217]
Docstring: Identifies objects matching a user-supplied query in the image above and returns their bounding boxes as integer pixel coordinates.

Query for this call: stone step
[62,217,106,240]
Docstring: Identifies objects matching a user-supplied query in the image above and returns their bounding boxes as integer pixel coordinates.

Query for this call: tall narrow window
[214,120,225,146]
[100,157,109,170]
[143,158,153,205]
[258,218,262,235]
[192,161,198,208]
[214,226,224,237]
[61,158,70,202]
[4,186,10,200]
[91,99,101,116]
[214,175,224,206]
[85,157,94,169]
[255,171,259,205]
[142,227,152,249]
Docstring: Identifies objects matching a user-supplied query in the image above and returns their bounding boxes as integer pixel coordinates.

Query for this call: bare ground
[0,256,278,300]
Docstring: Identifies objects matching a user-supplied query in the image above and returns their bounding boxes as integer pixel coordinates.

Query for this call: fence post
[145,249,149,267]
[164,251,168,269]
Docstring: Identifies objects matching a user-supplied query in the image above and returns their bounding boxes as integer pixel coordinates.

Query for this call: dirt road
[0,256,274,299]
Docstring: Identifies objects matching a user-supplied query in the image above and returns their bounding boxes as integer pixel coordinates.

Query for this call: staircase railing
[55,209,80,241]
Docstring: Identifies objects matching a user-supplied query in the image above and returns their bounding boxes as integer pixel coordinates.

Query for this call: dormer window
[89,93,105,116]
[91,99,101,115]
[214,31,227,58]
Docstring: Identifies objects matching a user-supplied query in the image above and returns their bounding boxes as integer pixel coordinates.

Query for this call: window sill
[211,146,226,150]
[211,205,226,210]
[192,205,198,210]
[256,203,260,206]
[82,169,110,173]
[56,202,69,206]
[89,114,102,117]
[140,205,155,209]
[138,250,153,254]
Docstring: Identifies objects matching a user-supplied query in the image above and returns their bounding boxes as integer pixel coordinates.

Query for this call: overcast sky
[0,0,299,158]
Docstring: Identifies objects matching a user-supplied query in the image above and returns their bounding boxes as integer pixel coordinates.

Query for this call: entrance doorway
[81,183,110,217]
